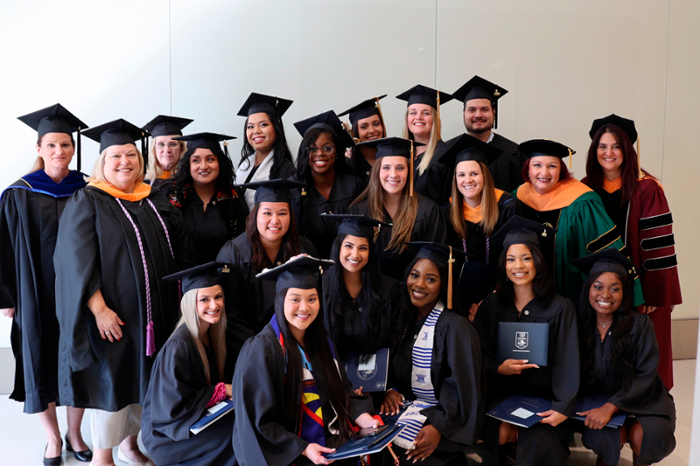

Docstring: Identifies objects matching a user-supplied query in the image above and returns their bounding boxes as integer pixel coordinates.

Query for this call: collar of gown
[516,178,591,211]
[88,180,152,201]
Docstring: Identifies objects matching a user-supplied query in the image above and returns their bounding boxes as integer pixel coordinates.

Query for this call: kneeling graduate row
[142,217,675,466]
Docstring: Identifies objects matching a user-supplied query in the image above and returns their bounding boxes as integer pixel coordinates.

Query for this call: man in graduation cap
[451,76,526,193]
[1,104,92,464]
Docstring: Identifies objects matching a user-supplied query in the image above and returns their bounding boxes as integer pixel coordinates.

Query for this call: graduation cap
[18,103,89,171]
[438,133,503,168]
[452,76,508,129]
[240,178,306,205]
[518,139,576,169]
[293,110,355,151]
[357,137,424,196]
[162,261,229,294]
[237,92,293,119]
[572,249,638,282]
[256,254,335,293]
[405,241,468,310]
[82,119,147,155]
[338,95,387,127]
[320,213,392,240]
[490,215,557,251]
[396,84,454,109]
[458,261,497,307]
[173,132,236,158]
[142,115,193,138]
[589,114,637,144]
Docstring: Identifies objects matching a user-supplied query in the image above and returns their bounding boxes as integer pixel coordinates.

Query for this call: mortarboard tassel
[447,246,455,309]
[375,97,387,138]
[77,126,82,172]
[224,140,229,159]
[409,140,414,197]
[637,134,643,179]
[141,132,148,174]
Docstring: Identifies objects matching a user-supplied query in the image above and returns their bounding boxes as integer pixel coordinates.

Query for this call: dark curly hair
[167,145,235,193]
[295,127,349,184]
[578,270,636,393]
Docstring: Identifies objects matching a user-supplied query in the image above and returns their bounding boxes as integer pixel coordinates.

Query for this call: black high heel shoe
[43,439,63,466]
[65,433,93,463]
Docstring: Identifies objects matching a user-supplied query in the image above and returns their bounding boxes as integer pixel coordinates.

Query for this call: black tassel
[141,132,148,174]
[77,127,82,172]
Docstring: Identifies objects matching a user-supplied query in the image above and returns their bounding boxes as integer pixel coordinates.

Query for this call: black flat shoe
[43,440,63,466]
[65,434,93,462]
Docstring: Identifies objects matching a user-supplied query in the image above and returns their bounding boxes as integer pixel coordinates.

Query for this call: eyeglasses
[307,144,335,155]
[156,142,180,150]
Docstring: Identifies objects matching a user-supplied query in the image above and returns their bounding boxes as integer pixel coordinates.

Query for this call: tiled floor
[0,360,693,466]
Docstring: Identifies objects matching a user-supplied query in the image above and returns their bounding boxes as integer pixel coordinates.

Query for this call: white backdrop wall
[0,0,698,350]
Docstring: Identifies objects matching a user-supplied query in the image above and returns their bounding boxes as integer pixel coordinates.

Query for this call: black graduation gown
[290,172,364,259]
[348,194,448,281]
[0,174,83,413]
[387,309,482,463]
[232,324,374,466]
[216,234,317,377]
[322,273,402,361]
[446,192,521,265]
[161,186,249,265]
[474,292,579,466]
[54,186,190,411]
[347,148,373,188]
[488,133,526,193]
[141,325,235,466]
[579,313,676,465]
[413,140,453,206]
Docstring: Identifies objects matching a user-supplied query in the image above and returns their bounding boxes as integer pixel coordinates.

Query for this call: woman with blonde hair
[55,119,191,466]
[1,104,91,464]
[441,133,520,265]
[349,137,447,281]
[142,262,237,466]
[396,85,455,205]
[142,115,193,188]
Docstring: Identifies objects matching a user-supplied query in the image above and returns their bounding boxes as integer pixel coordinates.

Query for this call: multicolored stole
[393,302,443,449]
[271,315,339,447]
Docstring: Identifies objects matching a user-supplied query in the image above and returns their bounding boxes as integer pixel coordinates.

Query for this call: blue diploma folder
[325,424,404,460]
[486,395,551,428]
[497,322,549,366]
[572,394,627,428]
[344,348,390,392]
[190,399,234,435]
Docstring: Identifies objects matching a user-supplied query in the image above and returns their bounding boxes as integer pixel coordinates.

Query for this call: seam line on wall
[169,0,173,114]
[434,0,438,86]
[661,0,671,181]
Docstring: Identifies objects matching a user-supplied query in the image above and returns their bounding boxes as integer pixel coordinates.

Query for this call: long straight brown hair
[350,160,418,253]
[449,161,499,238]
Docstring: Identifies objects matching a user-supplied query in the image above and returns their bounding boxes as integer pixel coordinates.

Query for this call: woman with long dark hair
[216,180,316,377]
[573,249,676,466]
[338,95,388,187]
[1,104,91,464]
[142,115,192,188]
[380,243,481,465]
[160,132,248,264]
[396,85,455,205]
[583,114,681,390]
[473,217,579,466]
[142,262,235,466]
[321,215,401,363]
[348,137,447,281]
[236,92,296,211]
[513,139,640,304]
[440,133,520,265]
[232,256,378,465]
[290,111,364,258]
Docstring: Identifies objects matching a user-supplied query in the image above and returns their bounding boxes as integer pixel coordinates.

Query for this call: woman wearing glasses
[142,115,193,189]
[290,111,364,258]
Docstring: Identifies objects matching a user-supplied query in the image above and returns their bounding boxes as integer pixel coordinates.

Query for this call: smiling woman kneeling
[232,255,378,465]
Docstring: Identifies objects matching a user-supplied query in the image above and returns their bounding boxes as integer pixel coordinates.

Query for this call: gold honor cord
[447,246,455,309]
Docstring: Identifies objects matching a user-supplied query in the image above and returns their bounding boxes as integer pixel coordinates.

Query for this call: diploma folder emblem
[497,322,549,366]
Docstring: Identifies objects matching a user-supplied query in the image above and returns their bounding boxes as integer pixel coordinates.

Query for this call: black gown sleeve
[144,337,215,442]
[232,331,309,466]
[0,191,18,308]
[549,298,580,416]
[422,313,482,446]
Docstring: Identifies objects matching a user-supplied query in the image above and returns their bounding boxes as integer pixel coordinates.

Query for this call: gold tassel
[409,140,414,197]
[637,134,643,179]
[568,148,573,169]
[447,246,455,309]
[375,97,387,138]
